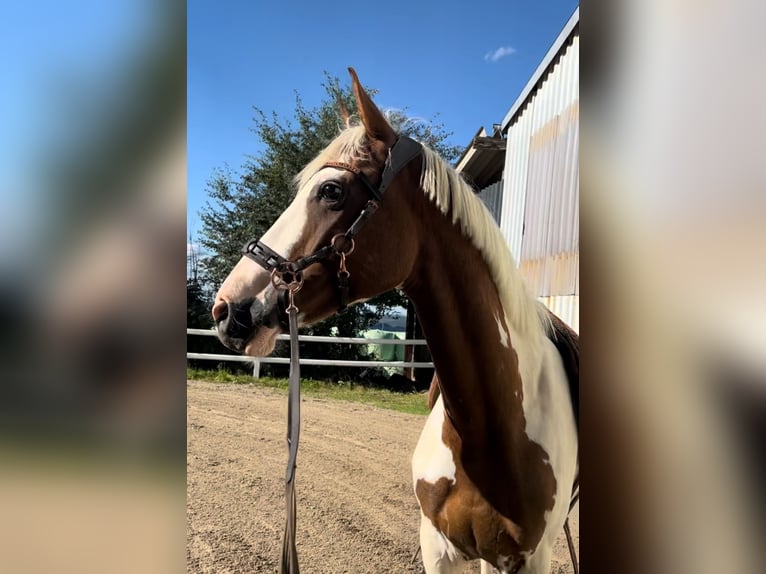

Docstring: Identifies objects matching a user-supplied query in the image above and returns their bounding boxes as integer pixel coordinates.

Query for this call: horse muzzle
[212,297,282,354]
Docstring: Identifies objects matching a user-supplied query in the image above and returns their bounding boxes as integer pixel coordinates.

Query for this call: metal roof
[454,127,506,190]
[501,7,579,132]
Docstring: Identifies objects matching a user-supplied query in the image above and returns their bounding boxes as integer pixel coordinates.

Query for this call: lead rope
[274,250,350,574]
[276,275,302,574]
[564,518,578,574]
[565,490,580,574]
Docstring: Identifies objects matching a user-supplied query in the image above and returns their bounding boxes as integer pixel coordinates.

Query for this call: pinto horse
[212,68,578,574]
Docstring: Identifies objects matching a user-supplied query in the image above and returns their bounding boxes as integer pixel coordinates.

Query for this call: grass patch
[187,368,430,416]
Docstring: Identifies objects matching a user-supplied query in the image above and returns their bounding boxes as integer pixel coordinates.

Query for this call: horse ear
[336,92,351,127]
[348,67,397,147]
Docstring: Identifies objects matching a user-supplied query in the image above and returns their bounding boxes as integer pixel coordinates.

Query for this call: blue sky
[188,0,578,240]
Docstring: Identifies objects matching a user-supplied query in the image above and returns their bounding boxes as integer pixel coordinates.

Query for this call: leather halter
[241,135,423,315]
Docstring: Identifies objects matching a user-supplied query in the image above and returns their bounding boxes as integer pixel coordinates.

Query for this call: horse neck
[403,206,541,443]
[402,203,555,536]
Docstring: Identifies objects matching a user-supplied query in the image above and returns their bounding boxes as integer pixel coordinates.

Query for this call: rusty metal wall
[499,16,579,329]
[519,96,578,298]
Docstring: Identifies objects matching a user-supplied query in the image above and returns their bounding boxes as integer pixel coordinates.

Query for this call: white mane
[419,145,549,341]
[295,124,549,341]
[295,125,369,192]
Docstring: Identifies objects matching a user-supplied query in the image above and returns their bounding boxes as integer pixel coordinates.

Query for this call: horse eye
[319,182,345,203]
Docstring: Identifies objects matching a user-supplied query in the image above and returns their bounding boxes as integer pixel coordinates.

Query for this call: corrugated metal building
[457,8,579,331]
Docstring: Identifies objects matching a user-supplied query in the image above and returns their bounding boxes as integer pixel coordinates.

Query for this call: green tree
[187,276,228,370]
[187,278,212,329]
[197,73,458,381]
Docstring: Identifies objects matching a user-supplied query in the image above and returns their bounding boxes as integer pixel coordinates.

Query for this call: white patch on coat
[515,334,579,566]
[419,511,466,573]
[215,166,346,307]
[520,540,553,573]
[260,167,347,259]
[412,395,456,485]
[494,312,510,348]
[414,397,469,573]
[496,555,513,572]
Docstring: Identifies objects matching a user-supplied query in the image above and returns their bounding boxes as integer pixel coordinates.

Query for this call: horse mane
[294,125,369,192]
[295,122,550,343]
[418,145,550,342]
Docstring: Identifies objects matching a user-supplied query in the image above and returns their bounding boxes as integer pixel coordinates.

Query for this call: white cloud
[484,46,516,62]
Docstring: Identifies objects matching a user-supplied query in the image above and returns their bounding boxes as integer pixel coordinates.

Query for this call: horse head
[212,69,422,355]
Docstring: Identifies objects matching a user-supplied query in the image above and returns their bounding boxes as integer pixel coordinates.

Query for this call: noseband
[241,135,423,316]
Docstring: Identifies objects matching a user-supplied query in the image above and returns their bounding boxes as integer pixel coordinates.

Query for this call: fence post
[252,358,261,380]
[404,301,416,380]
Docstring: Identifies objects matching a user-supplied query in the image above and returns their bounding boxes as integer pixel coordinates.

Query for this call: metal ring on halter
[330,234,355,256]
[271,268,304,292]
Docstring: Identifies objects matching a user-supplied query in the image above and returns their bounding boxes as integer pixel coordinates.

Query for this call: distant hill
[371,313,406,332]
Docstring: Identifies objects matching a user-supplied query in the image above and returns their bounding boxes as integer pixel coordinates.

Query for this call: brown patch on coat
[402,193,566,565]
[415,413,527,569]
[427,374,441,410]
[407,207,558,555]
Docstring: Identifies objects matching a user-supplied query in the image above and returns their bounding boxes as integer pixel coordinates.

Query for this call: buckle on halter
[270,267,303,290]
[271,267,303,313]
[330,234,355,256]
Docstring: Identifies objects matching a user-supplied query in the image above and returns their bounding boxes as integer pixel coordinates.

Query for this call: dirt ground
[187,381,578,573]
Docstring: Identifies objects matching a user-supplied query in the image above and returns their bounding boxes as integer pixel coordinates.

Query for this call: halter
[241,135,423,314]
[241,134,422,574]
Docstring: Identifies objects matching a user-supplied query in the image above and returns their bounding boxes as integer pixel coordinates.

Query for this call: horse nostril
[212,299,229,323]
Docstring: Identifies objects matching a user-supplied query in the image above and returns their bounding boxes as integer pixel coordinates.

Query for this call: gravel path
[187,381,578,573]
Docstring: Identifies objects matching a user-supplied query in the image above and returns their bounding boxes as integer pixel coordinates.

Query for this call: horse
[212,68,578,574]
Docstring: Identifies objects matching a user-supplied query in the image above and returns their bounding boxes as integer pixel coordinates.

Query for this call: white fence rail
[187,328,433,378]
